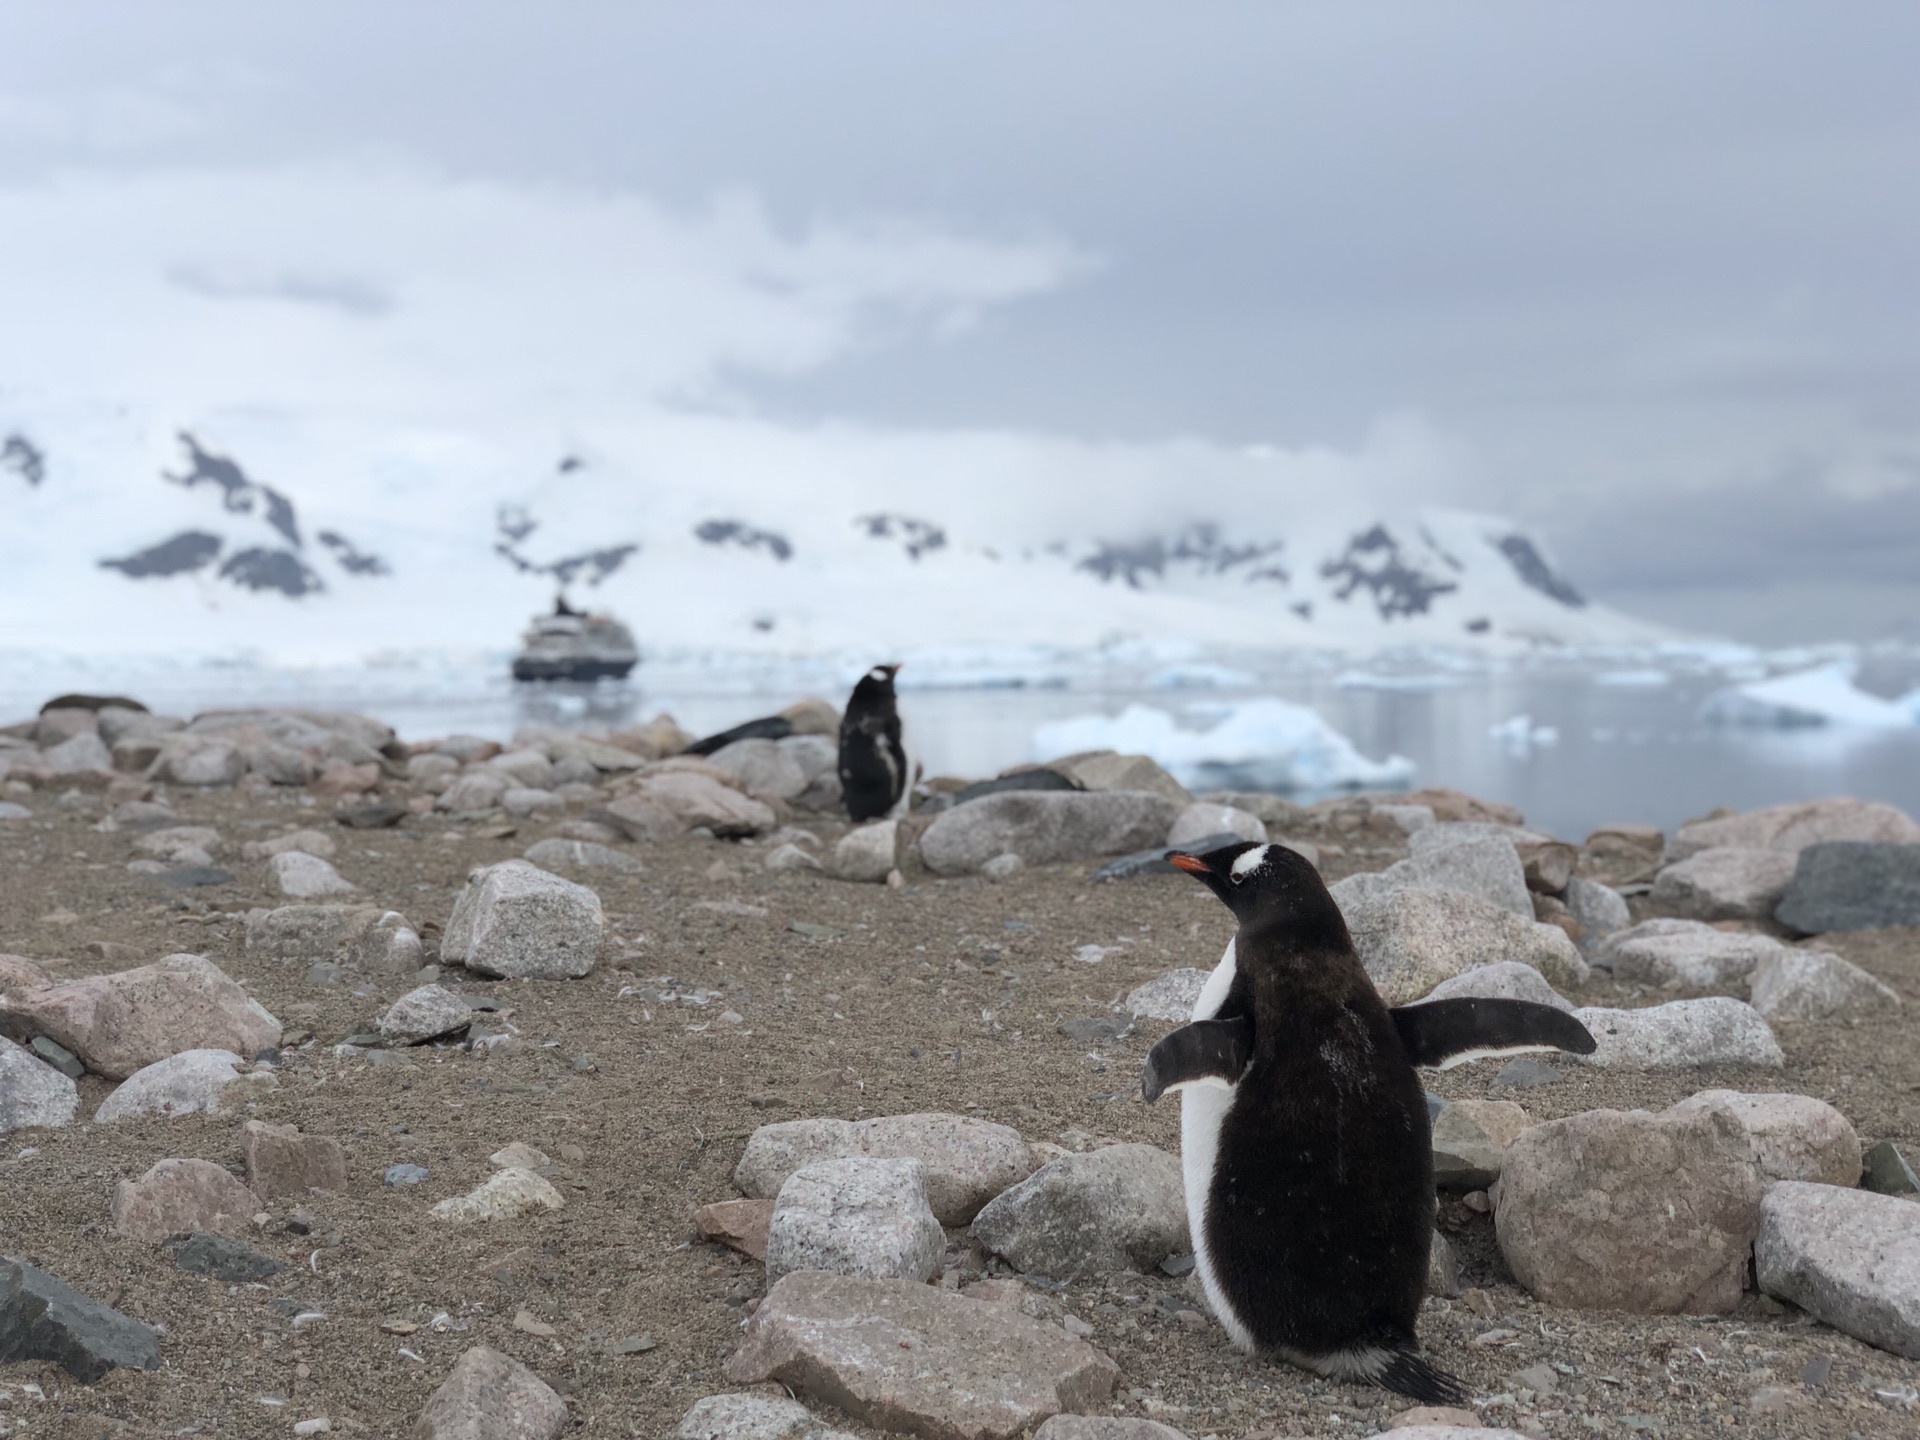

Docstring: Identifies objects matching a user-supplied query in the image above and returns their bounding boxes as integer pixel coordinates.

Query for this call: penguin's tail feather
[1283,1342,1470,1406]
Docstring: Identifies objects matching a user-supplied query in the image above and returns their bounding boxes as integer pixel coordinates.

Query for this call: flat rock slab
[0,952,281,1080]
[523,837,642,874]
[920,791,1180,876]
[0,1259,161,1382]
[735,1113,1035,1225]
[379,984,474,1044]
[1572,999,1783,1069]
[1608,930,1789,989]
[676,1392,859,1440]
[171,1232,285,1281]
[416,1344,570,1439]
[1775,840,1920,933]
[0,1033,79,1132]
[1756,1181,1920,1359]
[243,1120,349,1198]
[442,859,606,980]
[1749,948,1901,1024]
[973,1143,1187,1279]
[728,1271,1119,1440]
[765,1157,945,1288]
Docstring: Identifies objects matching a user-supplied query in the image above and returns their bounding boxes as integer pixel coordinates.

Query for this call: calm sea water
[6,656,1918,842]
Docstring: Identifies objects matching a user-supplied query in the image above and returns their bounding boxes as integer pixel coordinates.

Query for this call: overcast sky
[3,1,1916,643]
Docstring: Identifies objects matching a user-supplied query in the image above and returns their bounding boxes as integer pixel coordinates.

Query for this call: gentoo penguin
[1142,841,1595,1403]
[838,664,912,822]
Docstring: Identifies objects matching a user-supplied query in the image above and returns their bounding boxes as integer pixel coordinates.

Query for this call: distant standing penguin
[839,663,911,822]
[1142,841,1595,1403]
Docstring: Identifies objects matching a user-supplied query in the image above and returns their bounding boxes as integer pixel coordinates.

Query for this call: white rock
[94,1048,274,1122]
[442,859,605,980]
[241,828,337,861]
[676,1393,857,1440]
[981,853,1024,881]
[378,985,474,1045]
[1572,998,1783,1069]
[1755,1181,1920,1359]
[134,825,224,862]
[1165,803,1267,849]
[1124,969,1210,1022]
[765,1157,946,1288]
[1650,846,1798,921]
[1423,961,1574,1011]
[270,851,356,898]
[735,1113,1035,1225]
[0,1035,79,1132]
[1610,929,1791,989]
[707,738,812,802]
[764,842,824,873]
[1589,917,1718,968]
[1749,948,1901,1023]
[523,837,642,874]
[489,1141,550,1169]
[39,731,115,778]
[833,821,898,883]
[1665,1090,1862,1186]
[429,1166,566,1224]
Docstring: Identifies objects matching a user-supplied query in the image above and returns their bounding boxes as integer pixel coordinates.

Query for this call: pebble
[377,984,474,1045]
[384,1163,430,1186]
[270,851,357,898]
[172,1232,285,1281]
[1863,1139,1920,1196]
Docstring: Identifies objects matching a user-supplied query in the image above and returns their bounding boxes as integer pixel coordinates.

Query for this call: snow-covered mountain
[0,412,1670,665]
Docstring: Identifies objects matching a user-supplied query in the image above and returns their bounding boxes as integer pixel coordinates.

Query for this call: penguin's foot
[1278,1342,1470,1406]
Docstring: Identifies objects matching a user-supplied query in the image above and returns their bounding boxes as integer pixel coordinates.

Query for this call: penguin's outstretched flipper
[1389,997,1596,1072]
[1141,1016,1252,1103]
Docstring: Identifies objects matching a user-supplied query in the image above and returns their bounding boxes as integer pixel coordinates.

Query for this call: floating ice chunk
[1489,713,1558,751]
[1594,669,1671,688]
[1032,699,1413,792]
[1334,671,1460,691]
[1700,664,1914,729]
[1146,663,1255,689]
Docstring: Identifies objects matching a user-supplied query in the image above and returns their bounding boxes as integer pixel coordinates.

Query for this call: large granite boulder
[1649,847,1798,922]
[1664,1090,1861,1186]
[1336,887,1587,1005]
[735,1113,1034,1225]
[1667,797,1920,863]
[919,791,1181,876]
[1572,999,1783,1069]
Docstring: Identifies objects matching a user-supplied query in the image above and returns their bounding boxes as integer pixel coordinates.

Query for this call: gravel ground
[2,784,1918,1439]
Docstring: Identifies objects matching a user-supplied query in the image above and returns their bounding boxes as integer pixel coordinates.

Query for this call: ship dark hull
[511,657,637,683]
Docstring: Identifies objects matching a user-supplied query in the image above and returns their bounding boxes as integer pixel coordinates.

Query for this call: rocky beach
[2,698,1919,1440]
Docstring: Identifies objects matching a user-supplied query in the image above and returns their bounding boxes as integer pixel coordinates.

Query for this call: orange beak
[1167,853,1210,875]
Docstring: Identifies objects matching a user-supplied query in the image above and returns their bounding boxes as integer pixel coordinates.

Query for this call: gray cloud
[168,262,392,316]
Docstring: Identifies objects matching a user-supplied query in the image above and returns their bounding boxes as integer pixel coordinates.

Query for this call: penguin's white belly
[1179,937,1259,1352]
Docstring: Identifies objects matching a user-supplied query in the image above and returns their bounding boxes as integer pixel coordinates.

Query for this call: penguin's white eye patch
[867,667,889,682]
[1229,845,1272,882]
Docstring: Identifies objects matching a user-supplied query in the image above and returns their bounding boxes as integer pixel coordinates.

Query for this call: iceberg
[1031,699,1414,792]
[1489,712,1559,752]
[1699,663,1915,729]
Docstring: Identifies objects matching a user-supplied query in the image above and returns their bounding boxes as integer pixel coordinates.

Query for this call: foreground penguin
[838,664,912,822]
[1143,841,1595,1403]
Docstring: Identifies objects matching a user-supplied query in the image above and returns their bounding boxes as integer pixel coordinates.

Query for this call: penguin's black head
[847,663,901,710]
[1169,841,1349,943]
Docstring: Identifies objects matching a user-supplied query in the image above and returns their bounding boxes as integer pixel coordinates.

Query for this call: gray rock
[972,1143,1187,1279]
[1335,887,1588,1005]
[675,1393,857,1440]
[1494,1057,1563,1088]
[920,791,1181,876]
[134,824,224,862]
[154,737,246,787]
[385,1162,430,1185]
[1756,1181,1920,1359]
[1749,947,1901,1024]
[1587,916,1718,967]
[1495,1104,1763,1313]
[1033,1421,1194,1440]
[171,1232,285,1281]
[1123,969,1210,1022]
[1573,998,1784,1069]
[707,738,812,802]
[488,748,555,789]
[436,769,510,814]
[246,741,315,786]
[416,1345,570,1440]
[0,801,31,820]
[1429,1098,1532,1188]
[430,1166,566,1223]
[1423,961,1573,1011]
[1370,803,1436,836]
[442,860,605,980]
[981,853,1024,881]
[94,1048,272,1122]
[1048,751,1191,805]
[38,731,114,779]
[1665,1090,1862,1186]
[1426,1230,1463,1299]
[631,770,777,837]
[1563,876,1631,949]
[156,864,235,889]
[378,984,473,1044]
[1862,1140,1920,1196]
[501,786,563,818]
[1668,797,1920,863]
[523,837,641,874]
[727,1272,1119,1440]
[1776,841,1920,934]
[1089,834,1245,882]
[1650,846,1798,921]
[242,827,336,861]
[765,842,824,872]
[1610,928,1790,990]
[1058,1016,1132,1043]
[0,1035,79,1132]
[0,1258,162,1382]
[1165,802,1266,849]
[765,1157,946,1288]
[547,734,647,773]
[97,707,183,748]
[1396,825,1537,916]
[270,850,356,898]
[735,1113,1035,1225]
[29,1035,84,1079]
[833,821,898,883]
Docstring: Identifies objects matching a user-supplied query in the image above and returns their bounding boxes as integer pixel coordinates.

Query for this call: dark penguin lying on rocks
[838,664,911,822]
[1142,840,1595,1404]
